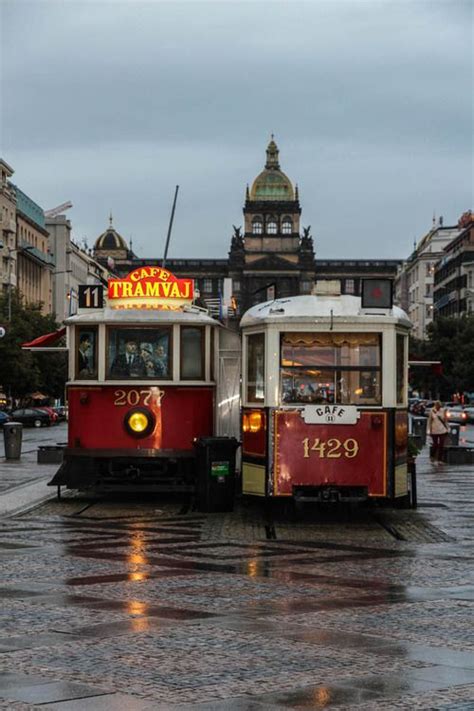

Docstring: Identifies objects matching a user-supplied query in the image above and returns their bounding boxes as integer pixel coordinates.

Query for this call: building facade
[434,211,474,318]
[47,215,109,322]
[92,139,400,321]
[0,160,17,306]
[13,185,54,315]
[394,218,461,339]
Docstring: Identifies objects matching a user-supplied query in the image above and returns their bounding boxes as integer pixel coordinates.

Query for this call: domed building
[91,139,400,321]
[93,214,135,267]
[227,136,316,312]
[249,138,295,202]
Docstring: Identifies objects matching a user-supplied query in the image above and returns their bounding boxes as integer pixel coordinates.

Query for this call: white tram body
[240,293,411,503]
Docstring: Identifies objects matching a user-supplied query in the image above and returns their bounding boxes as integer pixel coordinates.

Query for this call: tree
[410,316,474,400]
[0,291,67,402]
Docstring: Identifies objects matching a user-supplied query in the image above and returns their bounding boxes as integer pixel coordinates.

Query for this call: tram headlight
[124,408,155,438]
[242,414,250,432]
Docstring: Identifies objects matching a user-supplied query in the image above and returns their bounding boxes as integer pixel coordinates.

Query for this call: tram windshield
[280,332,381,406]
[107,327,171,379]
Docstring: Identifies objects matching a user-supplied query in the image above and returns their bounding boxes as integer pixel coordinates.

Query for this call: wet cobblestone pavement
[1,447,474,708]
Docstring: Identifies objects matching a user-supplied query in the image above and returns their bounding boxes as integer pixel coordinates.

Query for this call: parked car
[35,406,58,423]
[0,411,11,427]
[444,405,468,425]
[52,405,67,422]
[413,400,435,417]
[10,408,51,427]
[462,406,474,424]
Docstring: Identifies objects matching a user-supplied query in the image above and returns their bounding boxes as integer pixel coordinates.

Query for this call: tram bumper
[48,448,197,492]
[293,485,368,504]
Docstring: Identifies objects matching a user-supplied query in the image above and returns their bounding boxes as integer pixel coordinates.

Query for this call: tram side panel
[56,384,214,490]
[67,385,214,450]
[242,407,408,502]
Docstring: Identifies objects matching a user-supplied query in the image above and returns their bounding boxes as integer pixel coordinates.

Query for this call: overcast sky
[1,0,472,260]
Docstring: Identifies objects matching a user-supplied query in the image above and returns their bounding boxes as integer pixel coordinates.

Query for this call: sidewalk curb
[0,473,56,518]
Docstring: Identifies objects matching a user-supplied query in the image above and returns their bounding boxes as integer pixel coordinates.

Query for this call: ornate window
[280,332,381,406]
[252,218,263,234]
[267,218,277,234]
[282,218,292,234]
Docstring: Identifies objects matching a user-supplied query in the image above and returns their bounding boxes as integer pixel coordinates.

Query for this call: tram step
[37,446,65,464]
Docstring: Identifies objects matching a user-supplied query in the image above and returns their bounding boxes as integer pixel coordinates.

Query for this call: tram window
[396,334,406,404]
[107,328,171,379]
[181,327,204,380]
[247,333,265,402]
[280,332,381,405]
[76,327,98,379]
[281,369,335,404]
[337,370,381,405]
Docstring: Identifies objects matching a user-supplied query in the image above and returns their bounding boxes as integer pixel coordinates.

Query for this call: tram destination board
[78,285,104,309]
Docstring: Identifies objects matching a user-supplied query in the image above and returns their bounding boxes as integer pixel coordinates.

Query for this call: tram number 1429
[302,437,359,459]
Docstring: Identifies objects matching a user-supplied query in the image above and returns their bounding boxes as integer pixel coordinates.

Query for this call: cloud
[1,0,472,259]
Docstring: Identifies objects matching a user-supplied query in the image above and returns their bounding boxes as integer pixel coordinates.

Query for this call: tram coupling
[293,486,368,504]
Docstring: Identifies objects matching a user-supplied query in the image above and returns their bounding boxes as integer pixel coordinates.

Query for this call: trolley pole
[162,185,179,270]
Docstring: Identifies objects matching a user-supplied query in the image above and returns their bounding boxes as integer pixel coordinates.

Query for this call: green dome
[249,138,295,201]
[250,169,294,201]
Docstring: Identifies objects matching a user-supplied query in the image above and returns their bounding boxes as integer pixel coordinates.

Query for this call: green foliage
[410,315,474,399]
[0,291,67,400]
[407,436,421,459]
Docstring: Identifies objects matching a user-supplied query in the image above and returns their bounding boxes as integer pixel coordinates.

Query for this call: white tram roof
[240,295,411,329]
[65,306,219,327]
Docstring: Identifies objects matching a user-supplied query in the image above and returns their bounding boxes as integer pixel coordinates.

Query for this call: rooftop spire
[265,135,280,170]
[109,210,113,228]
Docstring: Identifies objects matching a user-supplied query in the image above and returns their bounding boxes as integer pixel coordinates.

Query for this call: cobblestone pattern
[0,441,473,708]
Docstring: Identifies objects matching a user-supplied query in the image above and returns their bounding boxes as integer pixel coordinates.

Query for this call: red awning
[22,327,66,349]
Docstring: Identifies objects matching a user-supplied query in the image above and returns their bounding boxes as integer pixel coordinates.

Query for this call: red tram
[50,267,240,492]
[240,287,411,505]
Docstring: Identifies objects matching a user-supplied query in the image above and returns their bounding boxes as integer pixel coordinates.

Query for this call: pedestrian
[427,400,448,464]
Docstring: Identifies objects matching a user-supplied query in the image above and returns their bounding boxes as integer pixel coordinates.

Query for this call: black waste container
[411,417,427,446]
[3,422,23,460]
[194,437,240,513]
[448,424,460,447]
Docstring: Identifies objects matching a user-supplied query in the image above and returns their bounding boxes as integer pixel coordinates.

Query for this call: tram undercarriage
[51,450,197,493]
[292,485,369,504]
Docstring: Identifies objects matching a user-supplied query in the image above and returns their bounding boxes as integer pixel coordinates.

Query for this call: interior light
[249,411,263,433]
[242,413,250,432]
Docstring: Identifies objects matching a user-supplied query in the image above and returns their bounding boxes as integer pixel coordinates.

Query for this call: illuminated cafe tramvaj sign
[108,267,194,310]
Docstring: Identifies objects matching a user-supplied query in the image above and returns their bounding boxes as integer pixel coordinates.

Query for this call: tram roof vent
[183,304,209,315]
[312,280,341,296]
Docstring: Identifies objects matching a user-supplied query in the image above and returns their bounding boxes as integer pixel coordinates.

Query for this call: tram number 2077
[113,389,164,407]
[301,437,359,459]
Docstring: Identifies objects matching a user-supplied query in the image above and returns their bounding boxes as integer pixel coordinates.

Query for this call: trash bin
[448,424,460,447]
[411,417,427,446]
[3,422,23,460]
[194,437,240,513]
